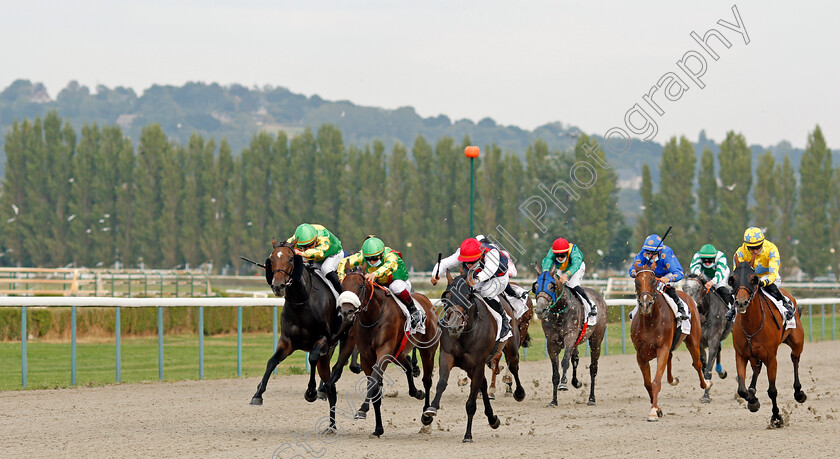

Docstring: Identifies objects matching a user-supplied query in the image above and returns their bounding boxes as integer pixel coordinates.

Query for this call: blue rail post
[620,304,626,354]
[604,322,609,356]
[21,306,27,388]
[822,304,826,341]
[272,305,278,375]
[833,304,836,341]
[71,306,77,386]
[116,306,121,383]
[305,352,310,372]
[808,304,813,342]
[198,306,204,380]
[237,306,243,377]
[158,306,164,380]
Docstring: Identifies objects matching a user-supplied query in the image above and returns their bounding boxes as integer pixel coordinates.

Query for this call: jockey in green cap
[689,244,735,319]
[288,223,344,293]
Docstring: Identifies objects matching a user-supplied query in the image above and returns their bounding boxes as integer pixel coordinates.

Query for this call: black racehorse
[422,271,525,443]
[247,240,356,433]
[532,271,607,406]
[683,273,733,403]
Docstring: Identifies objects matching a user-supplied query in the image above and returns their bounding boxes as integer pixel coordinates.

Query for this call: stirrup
[588,306,598,317]
[409,310,423,328]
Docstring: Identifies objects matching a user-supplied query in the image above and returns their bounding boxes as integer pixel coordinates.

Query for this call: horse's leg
[559,335,576,391]
[304,338,329,403]
[748,359,762,397]
[366,346,392,438]
[488,353,500,400]
[480,376,500,429]
[420,345,436,413]
[250,337,294,405]
[503,332,525,402]
[398,353,422,399]
[548,349,560,407]
[462,366,484,443]
[411,348,420,378]
[324,337,355,396]
[650,346,669,420]
[586,334,602,406]
[716,346,727,379]
[685,329,710,390]
[790,346,807,403]
[636,353,657,421]
[355,350,376,418]
[766,356,783,427]
[316,355,338,432]
[503,363,513,396]
[701,336,720,403]
[666,351,678,386]
[423,351,453,422]
[349,346,362,374]
[571,347,582,389]
[736,354,761,412]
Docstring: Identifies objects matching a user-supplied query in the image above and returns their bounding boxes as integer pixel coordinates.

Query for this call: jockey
[288,223,344,293]
[689,244,735,320]
[338,236,423,329]
[475,234,527,299]
[432,237,512,343]
[629,234,689,321]
[541,237,596,317]
[733,227,794,321]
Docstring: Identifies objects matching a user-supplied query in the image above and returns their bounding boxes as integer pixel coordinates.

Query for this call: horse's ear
[633,259,643,271]
[272,238,280,248]
[728,275,735,287]
[445,269,454,284]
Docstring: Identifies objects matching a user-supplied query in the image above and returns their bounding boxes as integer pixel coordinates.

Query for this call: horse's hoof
[647,408,660,422]
[669,377,680,387]
[369,432,382,439]
[421,414,434,426]
[489,415,500,429]
[513,387,526,402]
[321,426,337,435]
[355,410,367,420]
[249,397,263,406]
[412,366,421,378]
[700,393,711,404]
[559,383,568,391]
[488,393,495,400]
[704,379,713,390]
[794,391,807,403]
[414,389,425,400]
[457,377,469,387]
[769,416,784,428]
[304,388,318,403]
[317,390,327,401]
[349,363,362,374]
[572,379,582,389]
[462,437,474,443]
[748,400,760,412]
[423,407,437,417]
[547,401,558,408]
[749,387,756,396]
[718,370,728,380]
[587,398,596,406]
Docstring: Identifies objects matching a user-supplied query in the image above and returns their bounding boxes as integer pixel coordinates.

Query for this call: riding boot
[764,283,794,321]
[718,286,736,322]
[505,283,528,300]
[725,305,736,322]
[485,297,512,341]
[572,285,597,317]
[325,271,344,294]
[397,289,422,329]
[665,287,689,321]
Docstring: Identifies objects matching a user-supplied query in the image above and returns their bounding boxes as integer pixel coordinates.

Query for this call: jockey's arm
[713,256,730,285]
[337,253,362,280]
[540,247,556,272]
[565,246,583,276]
[660,251,684,283]
[301,237,329,260]
[765,244,781,285]
[476,249,502,283]
[433,250,461,278]
[373,252,398,280]
[688,252,703,275]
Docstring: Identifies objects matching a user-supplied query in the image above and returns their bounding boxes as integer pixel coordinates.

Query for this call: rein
[345,272,385,328]
[270,247,311,306]
[635,268,660,304]
[737,285,766,352]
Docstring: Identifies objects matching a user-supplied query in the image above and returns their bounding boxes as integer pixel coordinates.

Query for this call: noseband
[635,269,659,304]
[267,247,296,288]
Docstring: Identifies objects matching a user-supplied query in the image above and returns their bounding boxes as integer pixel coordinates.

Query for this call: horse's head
[265,239,299,297]
[439,272,473,337]
[682,273,707,304]
[337,270,370,326]
[532,271,558,319]
[729,261,759,313]
[633,259,658,315]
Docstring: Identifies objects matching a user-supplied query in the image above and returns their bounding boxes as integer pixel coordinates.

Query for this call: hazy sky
[2,0,837,148]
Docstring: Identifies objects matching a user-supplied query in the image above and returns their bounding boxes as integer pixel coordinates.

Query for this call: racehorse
[532,271,607,406]
[423,271,525,442]
[336,271,439,438]
[631,260,710,421]
[248,240,355,433]
[487,285,533,400]
[729,262,806,427]
[683,273,733,403]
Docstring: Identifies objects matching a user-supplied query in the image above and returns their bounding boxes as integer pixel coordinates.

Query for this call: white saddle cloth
[502,284,529,319]
[629,287,690,335]
[336,290,426,335]
[760,288,796,330]
[483,298,513,342]
[313,269,340,301]
[569,289,597,327]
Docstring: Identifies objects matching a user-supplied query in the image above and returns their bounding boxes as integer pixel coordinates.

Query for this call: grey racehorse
[683,273,733,403]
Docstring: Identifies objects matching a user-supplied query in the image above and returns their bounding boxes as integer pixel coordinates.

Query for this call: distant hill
[0,79,828,224]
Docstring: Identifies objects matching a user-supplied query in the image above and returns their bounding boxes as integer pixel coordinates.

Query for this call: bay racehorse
[683,273,733,403]
[631,260,709,421]
[248,240,355,433]
[336,271,440,438]
[729,262,806,427]
[488,285,533,400]
[423,271,525,442]
[532,271,607,406]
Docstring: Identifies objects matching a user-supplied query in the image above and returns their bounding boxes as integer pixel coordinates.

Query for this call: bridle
[343,271,384,328]
[267,246,312,305]
[635,268,660,305]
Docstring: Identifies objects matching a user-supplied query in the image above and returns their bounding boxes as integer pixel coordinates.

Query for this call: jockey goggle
[747,243,763,252]
[644,250,660,260]
[701,258,715,267]
[554,252,568,261]
[297,240,317,250]
[365,254,383,266]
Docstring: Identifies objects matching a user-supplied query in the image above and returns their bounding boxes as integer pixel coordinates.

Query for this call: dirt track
[2,340,838,458]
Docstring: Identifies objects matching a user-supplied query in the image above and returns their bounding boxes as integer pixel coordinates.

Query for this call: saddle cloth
[760,288,796,330]
[657,284,690,335]
[313,268,340,301]
[336,290,426,335]
[502,284,529,319]
[568,288,597,327]
[483,298,514,343]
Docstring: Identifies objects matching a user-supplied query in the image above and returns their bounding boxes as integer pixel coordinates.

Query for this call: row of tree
[0,112,629,274]
[634,127,840,278]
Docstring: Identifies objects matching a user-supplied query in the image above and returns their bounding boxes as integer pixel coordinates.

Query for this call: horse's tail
[522,332,532,348]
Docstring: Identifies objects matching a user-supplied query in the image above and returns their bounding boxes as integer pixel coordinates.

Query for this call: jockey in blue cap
[629,234,689,321]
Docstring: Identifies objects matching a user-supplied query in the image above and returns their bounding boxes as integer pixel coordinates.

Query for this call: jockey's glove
[759,279,769,288]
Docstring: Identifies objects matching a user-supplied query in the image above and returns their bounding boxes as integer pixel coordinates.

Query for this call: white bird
[725,183,736,191]
[85,228,92,234]
[102,227,110,232]
[11,204,19,215]
[68,177,75,183]
[67,214,76,222]
[596,249,605,257]
[6,217,15,223]
[104,213,110,218]
[99,219,105,223]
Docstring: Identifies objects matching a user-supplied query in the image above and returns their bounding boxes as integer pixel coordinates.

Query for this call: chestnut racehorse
[337,271,440,438]
[631,260,709,421]
[729,262,806,427]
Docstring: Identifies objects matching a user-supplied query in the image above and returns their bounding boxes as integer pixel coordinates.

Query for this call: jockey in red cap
[541,237,597,319]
